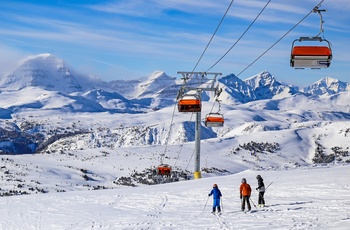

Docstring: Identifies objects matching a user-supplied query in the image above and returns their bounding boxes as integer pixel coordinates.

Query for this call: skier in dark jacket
[208,184,222,214]
[256,175,265,207]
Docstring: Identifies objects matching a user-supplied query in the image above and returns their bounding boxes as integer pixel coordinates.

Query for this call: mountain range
[0,53,349,199]
[0,53,349,156]
[1,53,349,106]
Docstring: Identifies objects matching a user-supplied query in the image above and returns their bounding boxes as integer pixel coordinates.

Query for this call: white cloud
[0,45,29,75]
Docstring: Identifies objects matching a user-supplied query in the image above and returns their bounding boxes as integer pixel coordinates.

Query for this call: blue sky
[0,0,349,87]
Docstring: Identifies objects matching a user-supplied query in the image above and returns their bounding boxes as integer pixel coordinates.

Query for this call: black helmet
[256,175,261,179]
[241,178,247,183]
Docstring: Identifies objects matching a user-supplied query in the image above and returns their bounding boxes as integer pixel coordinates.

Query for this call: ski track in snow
[0,165,349,229]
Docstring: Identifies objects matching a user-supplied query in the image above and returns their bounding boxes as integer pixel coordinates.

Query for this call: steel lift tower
[177,71,222,179]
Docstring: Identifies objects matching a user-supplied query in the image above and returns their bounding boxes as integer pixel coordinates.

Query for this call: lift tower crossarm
[177,72,222,85]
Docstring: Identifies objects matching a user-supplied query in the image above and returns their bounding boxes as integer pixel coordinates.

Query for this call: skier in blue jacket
[208,184,222,214]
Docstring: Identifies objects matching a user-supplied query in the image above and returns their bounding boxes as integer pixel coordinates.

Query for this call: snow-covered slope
[0,54,349,229]
[0,53,349,195]
[0,159,349,229]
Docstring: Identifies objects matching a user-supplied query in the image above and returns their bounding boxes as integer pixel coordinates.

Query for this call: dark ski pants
[212,206,221,213]
[258,192,265,205]
[241,196,251,211]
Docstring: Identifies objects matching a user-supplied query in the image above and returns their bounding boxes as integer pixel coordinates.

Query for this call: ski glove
[256,188,258,190]
[240,195,242,199]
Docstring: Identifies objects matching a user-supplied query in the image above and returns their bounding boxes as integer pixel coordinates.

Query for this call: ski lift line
[236,0,326,77]
[206,96,220,116]
[161,100,178,163]
[173,112,196,171]
[172,109,195,170]
[206,0,272,72]
[209,99,216,114]
[159,99,194,174]
[185,148,196,172]
[164,73,214,158]
[176,72,224,179]
[211,88,223,114]
[190,0,235,75]
[162,78,223,172]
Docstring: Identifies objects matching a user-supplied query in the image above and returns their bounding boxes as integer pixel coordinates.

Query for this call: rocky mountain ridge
[1,54,349,103]
[0,54,349,155]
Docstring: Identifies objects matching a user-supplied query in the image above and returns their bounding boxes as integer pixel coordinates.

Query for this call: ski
[244,210,257,213]
[242,209,258,213]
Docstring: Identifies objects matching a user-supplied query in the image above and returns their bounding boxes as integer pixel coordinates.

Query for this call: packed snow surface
[0,165,349,229]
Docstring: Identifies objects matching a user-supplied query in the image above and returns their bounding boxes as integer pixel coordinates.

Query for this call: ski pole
[256,181,273,195]
[203,196,209,212]
[249,197,258,210]
[265,181,273,191]
[220,198,224,212]
[240,197,243,211]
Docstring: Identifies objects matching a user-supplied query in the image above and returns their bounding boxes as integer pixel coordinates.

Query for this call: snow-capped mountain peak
[135,71,177,97]
[244,70,276,89]
[20,53,58,65]
[1,53,349,110]
[302,76,350,96]
[0,53,82,93]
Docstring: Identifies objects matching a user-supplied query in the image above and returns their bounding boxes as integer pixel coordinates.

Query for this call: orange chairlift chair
[178,95,201,113]
[290,6,332,69]
[205,113,224,127]
[290,37,332,69]
[157,164,172,176]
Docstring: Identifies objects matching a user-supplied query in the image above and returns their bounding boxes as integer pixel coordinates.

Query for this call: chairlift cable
[190,0,235,75]
[208,96,220,114]
[236,0,326,77]
[172,112,195,169]
[209,99,216,114]
[161,101,178,163]
[206,0,272,72]
[172,1,241,175]
[185,148,196,172]
[171,0,326,176]
[160,98,196,175]
[158,98,194,177]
